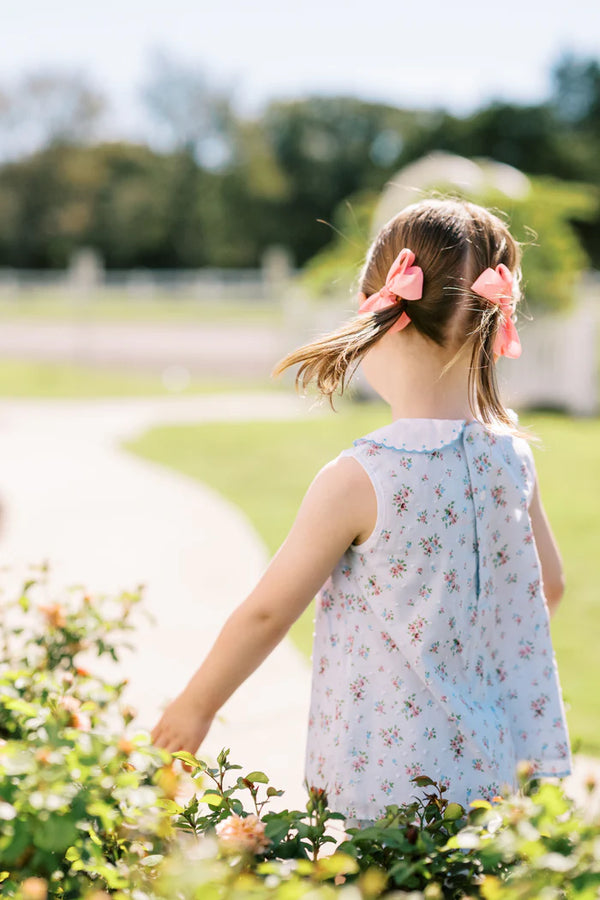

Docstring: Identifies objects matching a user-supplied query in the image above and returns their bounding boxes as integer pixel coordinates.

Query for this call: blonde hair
[272,197,524,432]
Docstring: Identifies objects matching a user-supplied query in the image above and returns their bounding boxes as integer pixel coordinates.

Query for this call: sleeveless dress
[304,417,573,821]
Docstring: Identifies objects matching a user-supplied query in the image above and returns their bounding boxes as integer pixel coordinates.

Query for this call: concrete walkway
[0,393,319,811]
[0,392,597,819]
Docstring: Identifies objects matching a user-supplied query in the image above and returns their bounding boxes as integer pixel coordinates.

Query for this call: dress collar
[354,417,473,453]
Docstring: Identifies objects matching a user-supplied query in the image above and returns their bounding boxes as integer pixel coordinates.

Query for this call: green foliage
[1,566,600,898]
[301,175,599,311]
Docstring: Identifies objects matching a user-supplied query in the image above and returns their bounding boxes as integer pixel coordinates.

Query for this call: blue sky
[3,0,600,142]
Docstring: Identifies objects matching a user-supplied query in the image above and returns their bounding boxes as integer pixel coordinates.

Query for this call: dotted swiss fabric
[304,417,573,821]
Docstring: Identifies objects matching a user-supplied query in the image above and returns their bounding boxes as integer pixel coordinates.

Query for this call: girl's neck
[361,328,475,422]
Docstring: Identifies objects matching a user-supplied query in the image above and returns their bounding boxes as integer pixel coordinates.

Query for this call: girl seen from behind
[150,198,572,824]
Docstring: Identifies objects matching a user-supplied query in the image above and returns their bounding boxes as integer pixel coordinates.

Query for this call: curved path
[0,392,597,818]
[0,393,318,811]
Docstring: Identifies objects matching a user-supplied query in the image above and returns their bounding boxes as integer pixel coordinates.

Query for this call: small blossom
[216,813,270,855]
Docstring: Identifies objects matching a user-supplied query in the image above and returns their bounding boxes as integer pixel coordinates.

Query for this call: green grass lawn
[0,359,280,397]
[125,406,600,758]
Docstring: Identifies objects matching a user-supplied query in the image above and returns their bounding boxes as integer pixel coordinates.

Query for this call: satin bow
[471,263,521,359]
[358,247,424,334]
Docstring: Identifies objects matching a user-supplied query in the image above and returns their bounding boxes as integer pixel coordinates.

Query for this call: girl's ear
[358,291,368,303]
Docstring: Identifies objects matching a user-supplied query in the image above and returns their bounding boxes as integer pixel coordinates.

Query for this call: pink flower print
[505,572,518,585]
[474,452,492,474]
[397,455,413,470]
[450,637,463,656]
[408,615,427,645]
[448,615,456,630]
[464,481,474,501]
[367,575,382,596]
[381,529,391,543]
[329,634,338,647]
[320,591,335,611]
[430,449,443,460]
[358,643,369,660]
[419,533,442,557]
[434,482,445,499]
[334,700,344,721]
[341,565,351,579]
[381,630,399,653]
[531,693,550,717]
[493,545,510,568]
[403,693,422,719]
[523,529,534,545]
[442,501,458,528]
[491,485,507,508]
[344,635,354,654]
[405,761,424,778]
[424,726,437,741]
[419,584,432,600]
[350,675,368,702]
[444,568,459,593]
[374,699,385,715]
[435,661,448,680]
[417,509,428,524]
[555,741,569,758]
[380,779,394,796]
[450,731,466,760]
[528,580,540,600]
[429,640,440,654]
[389,556,407,578]
[379,725,403,748]
[317,754,326,777]
[448,711,462,725]
[495,664,507,682]
[391,675,403,690]
[382,607,395,622]
[351,748,369,773]
[318,656,329,675]
[365,442,382,456]
[472,758,484,772]
[393,484,413,516]
[320,712,332,731]
[475,656,485,680]
[518,639,534,660]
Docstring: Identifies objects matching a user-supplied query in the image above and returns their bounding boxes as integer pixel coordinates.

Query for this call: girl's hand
[150,691,213,769]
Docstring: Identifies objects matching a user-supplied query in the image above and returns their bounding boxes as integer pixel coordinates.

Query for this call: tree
[0,69,106,162]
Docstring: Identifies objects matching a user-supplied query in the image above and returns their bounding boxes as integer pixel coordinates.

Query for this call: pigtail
[271,304,404,404]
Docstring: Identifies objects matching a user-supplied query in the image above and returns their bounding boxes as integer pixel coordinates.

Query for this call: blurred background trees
[0,50,598,282]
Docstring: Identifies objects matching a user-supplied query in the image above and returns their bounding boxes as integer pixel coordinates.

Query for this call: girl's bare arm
[150,455,376,756]
[529,475,565,618]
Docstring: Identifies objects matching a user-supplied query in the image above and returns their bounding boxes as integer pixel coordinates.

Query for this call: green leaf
[156,798,185,814]
[201,792,223,808]
[171,750,203,769]
[140,854,164,867]
[245,770,269,784]
[411,775,436,787]
[65,846,80,861]
[443,802,465,821]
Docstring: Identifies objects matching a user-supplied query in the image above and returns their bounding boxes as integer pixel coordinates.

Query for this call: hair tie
[471,264,521,359]
[358,248,424,334]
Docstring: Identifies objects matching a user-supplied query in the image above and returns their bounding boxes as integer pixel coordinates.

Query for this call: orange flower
[75,666,91,677]
[38,602,66,628]
[35,748,52,765]
[215,813,270,855]
[155,761,182,800]
[57,696,91,731]
[117,737,136,756]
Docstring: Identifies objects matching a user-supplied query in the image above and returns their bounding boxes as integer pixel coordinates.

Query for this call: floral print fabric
[305,417,572,820]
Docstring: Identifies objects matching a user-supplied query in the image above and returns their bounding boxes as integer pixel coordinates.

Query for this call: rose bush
[0,567,599,899]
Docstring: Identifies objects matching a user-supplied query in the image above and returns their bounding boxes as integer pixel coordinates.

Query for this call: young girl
[150,197,573,821]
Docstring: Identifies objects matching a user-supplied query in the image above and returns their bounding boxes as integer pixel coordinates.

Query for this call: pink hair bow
[358,247,424,334]
[471,263,521,359]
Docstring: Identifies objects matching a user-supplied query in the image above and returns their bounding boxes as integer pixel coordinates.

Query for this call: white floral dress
[304,417,573,821]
